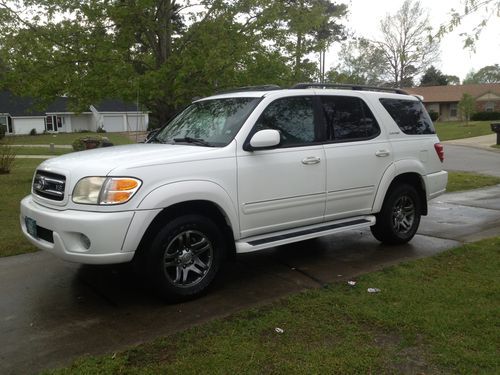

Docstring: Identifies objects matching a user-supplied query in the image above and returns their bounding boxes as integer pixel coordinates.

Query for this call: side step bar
[235,216,376,254]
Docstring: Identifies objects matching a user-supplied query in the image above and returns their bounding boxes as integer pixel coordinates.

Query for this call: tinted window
[254,97,316,146]
[379,98,435,135]
[321,96,380,141]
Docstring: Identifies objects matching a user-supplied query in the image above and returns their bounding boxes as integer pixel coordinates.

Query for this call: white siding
[12,117,45,135]
[70,114,94,132]
[103,115,125,132]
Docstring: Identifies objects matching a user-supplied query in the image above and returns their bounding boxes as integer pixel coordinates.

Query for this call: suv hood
[37,143,221,177]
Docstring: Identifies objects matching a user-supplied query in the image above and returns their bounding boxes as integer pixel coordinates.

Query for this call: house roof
[405,83,500,103]
[0,91,45,116]
[0,91,141,116]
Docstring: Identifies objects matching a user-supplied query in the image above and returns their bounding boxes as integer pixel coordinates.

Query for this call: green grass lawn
[11,146,71,156]
[0,159,41,257]
[46,237,500,374]
[435,121,493,141]
[447,171,500,192]
[4,132,134,146]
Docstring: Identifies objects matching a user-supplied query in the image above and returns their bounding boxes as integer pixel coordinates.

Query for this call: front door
[46,115,62,132]
[237,96,326,238]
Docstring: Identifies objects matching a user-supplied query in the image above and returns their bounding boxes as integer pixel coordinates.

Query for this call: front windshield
[155,97,260,147]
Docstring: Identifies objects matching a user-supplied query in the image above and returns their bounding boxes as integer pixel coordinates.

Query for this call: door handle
[302,156,321,165]
[375,150,390,157]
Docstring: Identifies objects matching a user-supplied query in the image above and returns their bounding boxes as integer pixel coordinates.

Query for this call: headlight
[72,177,142,205]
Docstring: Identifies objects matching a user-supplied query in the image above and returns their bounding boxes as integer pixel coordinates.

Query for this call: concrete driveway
[2,185,500,374]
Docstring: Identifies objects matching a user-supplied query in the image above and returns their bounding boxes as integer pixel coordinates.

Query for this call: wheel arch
[133,199,236,263]
[373,168,428,216]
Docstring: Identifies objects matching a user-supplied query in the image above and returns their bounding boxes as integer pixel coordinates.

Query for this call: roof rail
[292,83,408,95]
[215,85,281,95]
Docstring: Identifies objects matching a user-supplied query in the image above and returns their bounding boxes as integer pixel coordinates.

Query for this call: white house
[0,92,149,135]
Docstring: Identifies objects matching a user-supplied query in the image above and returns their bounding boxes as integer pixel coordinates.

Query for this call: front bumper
[20,195,136,264]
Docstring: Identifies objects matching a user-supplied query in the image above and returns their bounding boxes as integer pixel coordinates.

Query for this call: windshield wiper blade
[173,137,213,147]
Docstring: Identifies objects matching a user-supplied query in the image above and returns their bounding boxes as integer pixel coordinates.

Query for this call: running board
[235,216,376,254]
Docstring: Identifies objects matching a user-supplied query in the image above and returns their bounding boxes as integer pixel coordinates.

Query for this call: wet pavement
[2,185,500,374]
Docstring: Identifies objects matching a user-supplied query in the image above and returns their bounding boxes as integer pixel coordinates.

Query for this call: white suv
[20,84,448,298]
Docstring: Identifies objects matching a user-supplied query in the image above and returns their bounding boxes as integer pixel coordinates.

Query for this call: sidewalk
[443,133,499,152]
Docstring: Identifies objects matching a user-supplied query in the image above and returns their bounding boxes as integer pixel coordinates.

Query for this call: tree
[436,0,500,49]
[473,64,500,83]
[372,0,439,87]
[444,75,460,85]
[420,66,449,86]
[463,70,478,84]
[463,65,500,84]
[274,0,347,82]
[0,0,347,124]
[326,38,387,85]
[458,93,476,125]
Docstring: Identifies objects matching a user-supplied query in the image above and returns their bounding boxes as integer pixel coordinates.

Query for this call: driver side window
[254,97,316,147]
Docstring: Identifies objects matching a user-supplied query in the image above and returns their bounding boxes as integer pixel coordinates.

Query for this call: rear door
[321,95,393,221]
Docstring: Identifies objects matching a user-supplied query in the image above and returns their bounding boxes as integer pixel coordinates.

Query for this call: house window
[450,103,458,118]
[485,102,495,112]
[0,115,12,133]
[46,115,63,132]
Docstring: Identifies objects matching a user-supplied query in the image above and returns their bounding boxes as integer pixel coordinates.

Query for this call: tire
[371,184,421,245]
[146,214,226,300]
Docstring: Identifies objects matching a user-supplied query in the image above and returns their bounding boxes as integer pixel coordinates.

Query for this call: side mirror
[248,129,280,150]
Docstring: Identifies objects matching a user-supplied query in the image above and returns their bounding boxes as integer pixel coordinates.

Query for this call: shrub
[428,110,439,121]
[29,128,38,136]
[0,125,5,140]
[72,137,88,151]
[0,142,16,174]
[470,111,500,121]
[96,126,106,133]
[72,136,113,151]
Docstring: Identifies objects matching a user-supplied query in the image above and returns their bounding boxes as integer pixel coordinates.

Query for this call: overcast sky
[327,0,499,82]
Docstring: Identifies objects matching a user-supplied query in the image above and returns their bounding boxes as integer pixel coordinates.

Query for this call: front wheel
[371,184,421,245]
[146,214,226,300]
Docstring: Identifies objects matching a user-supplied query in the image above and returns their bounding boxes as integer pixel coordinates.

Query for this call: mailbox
[491,123,500,145]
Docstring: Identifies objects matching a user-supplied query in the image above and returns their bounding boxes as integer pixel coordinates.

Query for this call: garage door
[103,115,124,132]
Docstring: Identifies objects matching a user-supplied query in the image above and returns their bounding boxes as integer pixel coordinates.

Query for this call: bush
[0,142,16,174]
[470,111,500,121]
[72,136,113,151]
[0,125,5,140]
[29,128,37,136]
[428,110,439,121]
[96,126,106,133]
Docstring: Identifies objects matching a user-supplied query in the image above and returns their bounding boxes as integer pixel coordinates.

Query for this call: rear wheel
[371,184,421,245]
[147,214,226,299]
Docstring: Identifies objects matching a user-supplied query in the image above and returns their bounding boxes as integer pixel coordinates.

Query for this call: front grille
[33,170,66,201]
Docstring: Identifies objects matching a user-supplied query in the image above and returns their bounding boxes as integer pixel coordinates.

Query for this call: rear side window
[379,98,435,135]
[320,96,380,141]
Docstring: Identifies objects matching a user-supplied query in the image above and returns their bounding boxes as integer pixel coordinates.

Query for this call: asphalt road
[443,144,500,177]
[1,144,499,374]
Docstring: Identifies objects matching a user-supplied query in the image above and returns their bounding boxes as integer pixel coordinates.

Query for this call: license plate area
[25,217,38,238]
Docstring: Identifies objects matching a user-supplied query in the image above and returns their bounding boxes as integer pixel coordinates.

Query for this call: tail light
[434,143,444,162]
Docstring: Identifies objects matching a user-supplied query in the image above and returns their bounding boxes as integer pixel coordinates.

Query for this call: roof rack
[292,83,408,95]
[215,85,281,95]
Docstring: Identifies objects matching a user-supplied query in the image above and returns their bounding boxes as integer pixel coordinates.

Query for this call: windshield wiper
[173,137,213,147]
